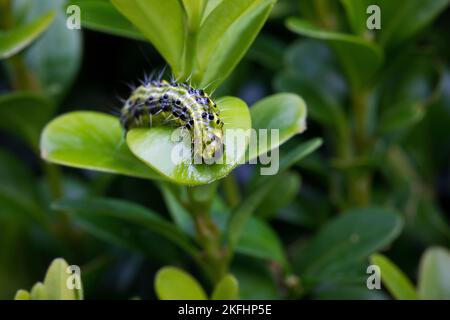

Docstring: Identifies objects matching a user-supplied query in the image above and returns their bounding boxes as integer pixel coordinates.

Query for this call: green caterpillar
[120,79,224,161]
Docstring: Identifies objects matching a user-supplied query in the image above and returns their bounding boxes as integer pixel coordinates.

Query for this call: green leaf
[255,171,301,220]
[30,282,48,300]
[54,197,199,259]
[0,11,55,59]
[182,0,206,31]
[211,274,239,300]
[155,266,207,300]
[314,285,387,300]
[72,0,145,40]
[0,149,47,226]
[286,18,383,90]
[226,174,283,253]
[126,96,251,185]
[370,254,417,300]
[197,0,275,89]
[379,100,425,135]
[418,247,450,300]
[274,40,348,136]
[40,111,163,180]
[247,93,307,162]
[14,289,31,300]
[279,138,323,173]
[20,0,82,101]
[111,0,185,73]
[374,0,450,50]
[295,208,403,284]
[231,257,279,299]
[340,0,368,36]
[233,216,287,265]
[0,92,55,149]
[44,258,82,300]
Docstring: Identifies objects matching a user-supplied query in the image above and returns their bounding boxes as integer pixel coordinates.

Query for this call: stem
[348,90,372,206]
[222,173,241,208]
[0,0,13,30]
[186,186,228,283]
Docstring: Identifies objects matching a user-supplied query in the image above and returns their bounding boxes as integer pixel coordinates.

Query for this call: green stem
[0,0,13,30]
[348,90,372,206]
[222,173,241,208]
[186,186,228,283]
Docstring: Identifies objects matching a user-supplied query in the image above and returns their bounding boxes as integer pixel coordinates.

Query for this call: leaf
[0,149,47,226]
[197,0,275,89]
[182,0,206,31]
[30,282,48,300]
[418,246,450,300]
[279,138,323,173]
[155,266,207,300]
[370,254,417,300]
[274,40,348,134]
[0,11,55,59]
[247,93,307,162]
[14,290,31,300]
[54,197,199,259]
[295,208,403,284]
[111,0,185,73]
[44,258,81,300]
[21,0,82,101]
[0,92,55,149]
[379,100,425,135]
[231,257,279,299]
[340,0,368,36]
[286,18,383,90]
[314,285,388,300]
[72,0,145,40]
[127,96,251,185]
[226,174,283,253]
[255,171,301,220]
[374,0,450,50]
[211,274,239,300]
[40,111,163,180]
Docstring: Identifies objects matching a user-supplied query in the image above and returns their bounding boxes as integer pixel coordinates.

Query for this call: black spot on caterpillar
[120,79,224,160]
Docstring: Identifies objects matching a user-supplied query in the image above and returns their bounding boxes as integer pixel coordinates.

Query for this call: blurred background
[0,0,449,299]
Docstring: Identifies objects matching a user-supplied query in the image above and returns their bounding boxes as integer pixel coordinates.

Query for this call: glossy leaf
[14,290,31,300]
[127,97,251,185]
[0,11,55,59]
[30,282,48,300]
[211,274,239,300]
[418,247,450,300]
[44,258,82,300]
[54,197,199,259]
[198,0,275,89]
[155,266,207,300]
[72,0,145,40]
[0,92,55,149]
[21,0,82,101]
[40,111,163,180]
[370,254,417,300]
[111,0,185,73]
[295,208,403,283]
[247,93,307,162]
[286,18,383,90]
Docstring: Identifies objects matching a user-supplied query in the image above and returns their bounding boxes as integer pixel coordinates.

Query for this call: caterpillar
[120,79,224,161]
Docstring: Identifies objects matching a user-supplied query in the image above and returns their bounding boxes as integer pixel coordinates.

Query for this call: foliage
[0,0,449,300]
